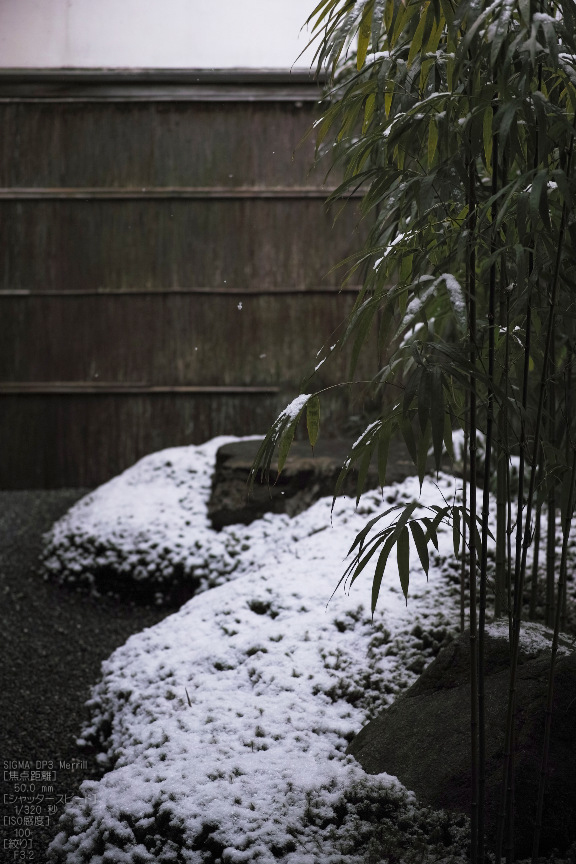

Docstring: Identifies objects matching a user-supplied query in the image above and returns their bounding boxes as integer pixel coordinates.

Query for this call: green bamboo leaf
[306,396,321,448]
[371,0,386,50]
[418,369,432,432]
[384,0,394,30]
[497,102,517,152]
[384,87,393,117]
[483,105,493,169]
[363,92,376,133]
[307,0,340,27]
[349,303,377,377]
[430,368,445,471]
[401,415,418,465]
[410,519,430,577]
[349,534,389,589]
[357,0,375,70]
[530,170,551,230]
[422,516,439,550]
[452,505,461,557]
[443,411,454,461]
[407,3,430,66]
[400,254,413,283]
[277,419,298,476]
[394,501,419,538]
[427,116,439,168]
[345,505,403,557]
[518,0,530,28]
[356,447,373,504]
[417,421,430,488]
[404,367,422,417]
[377,424,391,487]
[371,532,397,613]
[397,525,410,602]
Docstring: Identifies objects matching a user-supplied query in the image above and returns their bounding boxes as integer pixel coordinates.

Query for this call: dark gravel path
[0,490,172,863]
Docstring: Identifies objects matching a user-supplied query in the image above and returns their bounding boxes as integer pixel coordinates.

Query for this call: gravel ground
[0,489,172,864]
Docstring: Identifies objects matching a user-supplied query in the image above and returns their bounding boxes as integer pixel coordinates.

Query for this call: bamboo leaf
[422,516,439,550]
[452,505,461,557]
[377,424,391,487]
[530,170,551,230]
[417,369,431,431]
[401,415,418,465]
[428,116,439,168]
[443,410,454,461]
[384,87,393,117]
[395,500,419,538]
[371,0,386,49]
[356,447,373,504]
[430,368,445,470]
[363,92,376,133]
[518,0,530,28]
[483,105,493,169]
[345,505,403,557]
[277,419,298,476]
[349,303,377,377]
[397,525,410,602]
[371,532,397,613]
[417,420,431,488]
[307,0,340,27]
[410,519,430,577]
[407,3,430,66]
[306,395,321,448]
[357,0,375,69]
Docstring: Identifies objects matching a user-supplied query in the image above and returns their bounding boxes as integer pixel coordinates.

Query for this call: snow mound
[47,474,470,864]
[41,436,265,604]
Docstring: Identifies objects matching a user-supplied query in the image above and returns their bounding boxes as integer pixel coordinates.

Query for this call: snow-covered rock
[41,436,264,604]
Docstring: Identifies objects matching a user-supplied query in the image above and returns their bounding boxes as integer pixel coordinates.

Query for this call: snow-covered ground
[44,439,475,863]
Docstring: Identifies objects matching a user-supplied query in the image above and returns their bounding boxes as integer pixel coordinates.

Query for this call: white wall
[0,0,318,68]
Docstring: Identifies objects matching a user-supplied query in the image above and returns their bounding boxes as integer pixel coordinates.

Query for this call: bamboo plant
[250,0,576,860]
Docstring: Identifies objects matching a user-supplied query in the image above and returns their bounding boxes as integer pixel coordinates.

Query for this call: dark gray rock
[207,438,416,529]
[347,624,576,857]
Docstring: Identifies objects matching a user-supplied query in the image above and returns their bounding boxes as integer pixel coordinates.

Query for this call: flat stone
[207,438,416,529]
[347,623,576,857]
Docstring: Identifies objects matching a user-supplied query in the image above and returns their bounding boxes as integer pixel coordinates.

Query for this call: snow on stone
[486,619,576,657]
[46,467,468,864]
[41,436,264,603]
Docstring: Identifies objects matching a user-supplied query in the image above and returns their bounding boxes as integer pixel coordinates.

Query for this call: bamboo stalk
[477,113,499,864]
[467,138,480,864]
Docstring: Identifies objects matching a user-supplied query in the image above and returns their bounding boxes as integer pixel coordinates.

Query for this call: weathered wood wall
[0,70,371,488]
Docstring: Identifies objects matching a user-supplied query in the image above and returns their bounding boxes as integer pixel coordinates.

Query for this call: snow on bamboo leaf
[276,394,311,475]
[248,394,313,491]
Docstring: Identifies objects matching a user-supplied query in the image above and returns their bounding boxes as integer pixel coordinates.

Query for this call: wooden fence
[0,69,371,488]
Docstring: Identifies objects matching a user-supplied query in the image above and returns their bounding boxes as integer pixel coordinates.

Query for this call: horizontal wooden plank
[0,198,366,291]
[0,91,322,104]
[0,187,361,200]
[0,100,326,189]
[0,286,362,296]
[0,68,325,103]
[0,293,375,386]
[0,388,359,488]
[0,383,280,394]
